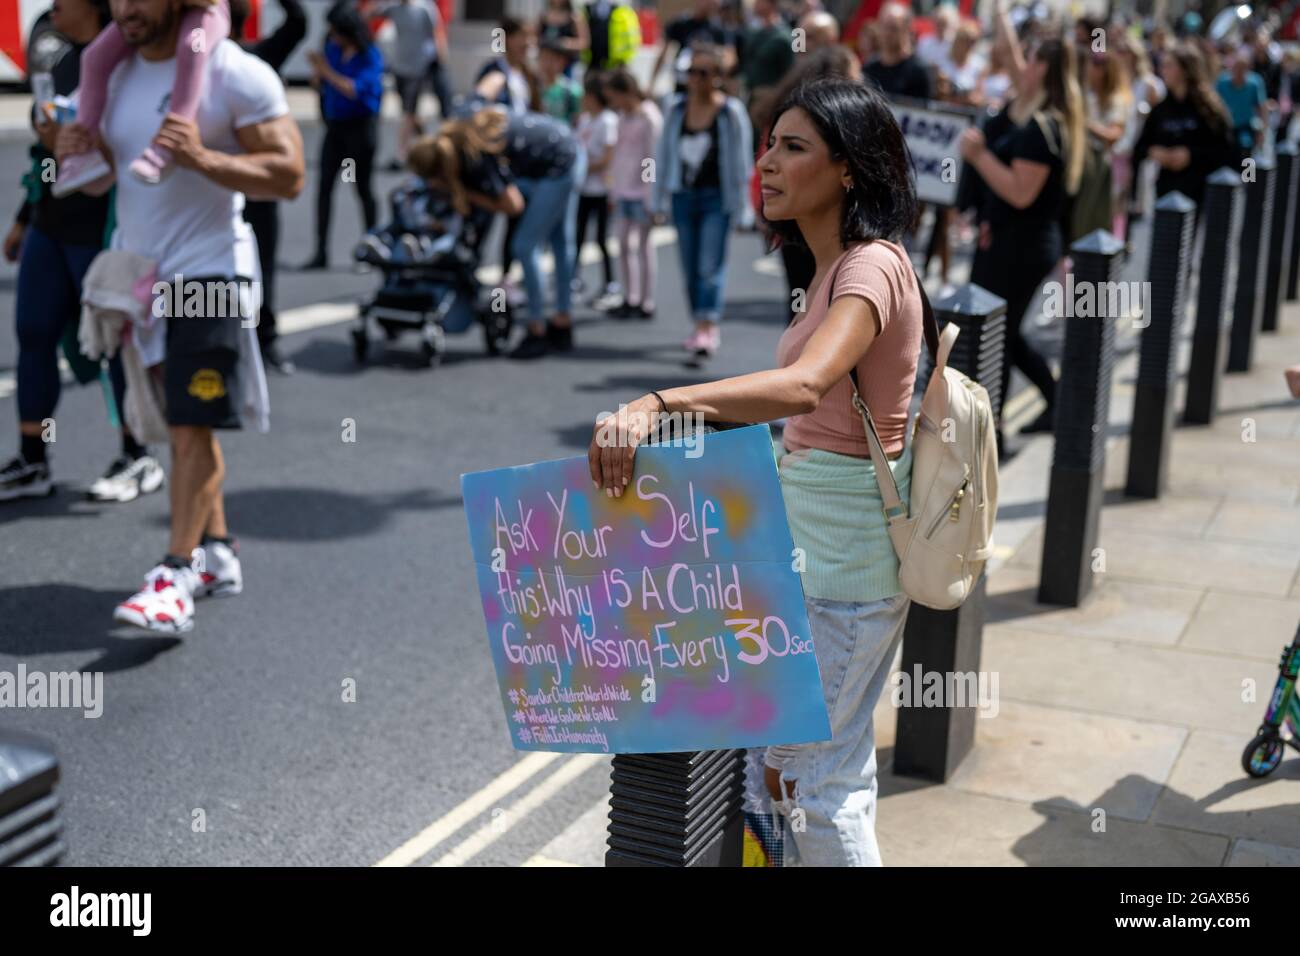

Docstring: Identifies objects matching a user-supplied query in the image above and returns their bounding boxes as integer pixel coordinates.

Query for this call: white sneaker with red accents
[113,564,200,634]
[193,538,243,598]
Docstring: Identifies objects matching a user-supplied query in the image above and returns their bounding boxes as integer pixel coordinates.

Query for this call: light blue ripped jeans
[766,592,910,866]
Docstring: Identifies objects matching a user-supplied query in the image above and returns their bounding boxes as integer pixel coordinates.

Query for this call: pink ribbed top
[775,240,923,458]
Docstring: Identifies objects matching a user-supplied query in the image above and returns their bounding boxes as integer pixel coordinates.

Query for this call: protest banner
[889,96,977,206]
[461,424,830,755]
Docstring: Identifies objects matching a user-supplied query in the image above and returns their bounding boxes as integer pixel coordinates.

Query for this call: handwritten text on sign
[889,97,977,206]
[461,425,830,754]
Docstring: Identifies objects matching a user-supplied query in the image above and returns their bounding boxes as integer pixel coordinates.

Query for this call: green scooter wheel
[1242,731,1284,778]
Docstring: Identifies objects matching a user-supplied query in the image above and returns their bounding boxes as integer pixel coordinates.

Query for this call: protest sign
[889,97,977,206]
[461,424,830,755]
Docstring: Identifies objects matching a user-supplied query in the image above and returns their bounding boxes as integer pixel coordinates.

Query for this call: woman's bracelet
[650,390,668,414]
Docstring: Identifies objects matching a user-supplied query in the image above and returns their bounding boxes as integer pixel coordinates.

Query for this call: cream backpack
[840,265,998,610]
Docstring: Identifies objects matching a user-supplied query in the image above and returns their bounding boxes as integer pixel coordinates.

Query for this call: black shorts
[395,73,425,116]
[162,276,253,430]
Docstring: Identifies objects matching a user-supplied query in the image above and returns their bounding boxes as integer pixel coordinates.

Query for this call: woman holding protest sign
[587,77,923,866]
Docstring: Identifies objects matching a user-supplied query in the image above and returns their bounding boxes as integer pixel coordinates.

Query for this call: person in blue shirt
[302,3,385,269]
[1216,48,1269,163]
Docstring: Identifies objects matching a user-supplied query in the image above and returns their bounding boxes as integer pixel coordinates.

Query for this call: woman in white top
[1084,49,1133,239]
[1116,34,1165,225]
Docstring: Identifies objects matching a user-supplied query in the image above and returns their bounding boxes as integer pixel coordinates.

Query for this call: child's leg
[133,1,230,181]
[75,22,133,138]
[637,218,655,312]
[170,1,230,120]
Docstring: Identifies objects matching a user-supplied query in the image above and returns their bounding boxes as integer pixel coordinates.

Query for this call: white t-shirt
[101,40,289,279]
[575,108,618,195]
[916,34,950,68]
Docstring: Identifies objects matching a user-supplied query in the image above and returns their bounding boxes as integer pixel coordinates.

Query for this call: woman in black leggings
[302,4,384,269]
[959,5,1085,453]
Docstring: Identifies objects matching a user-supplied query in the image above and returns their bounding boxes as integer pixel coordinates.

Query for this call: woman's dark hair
[762,78,917,249]
[584,72,608,106]
[500,16,526,36]
[327,2,374,50]
[605,68,645,100]
[1168,40,1232,137]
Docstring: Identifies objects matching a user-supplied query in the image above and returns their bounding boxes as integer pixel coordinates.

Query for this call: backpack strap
[824,250,941,526]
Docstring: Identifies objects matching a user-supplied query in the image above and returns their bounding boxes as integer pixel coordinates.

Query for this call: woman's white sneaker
[88,455,166,503]
[0,456,53,501]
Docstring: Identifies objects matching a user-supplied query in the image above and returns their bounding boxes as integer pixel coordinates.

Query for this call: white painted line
[430,753,604,868]
[373,751,561,867]
[521,854,580,867]
[276,301,360,336]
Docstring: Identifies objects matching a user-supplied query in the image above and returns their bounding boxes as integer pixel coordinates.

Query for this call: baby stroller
[352,178,513,367]
[1241,621,1300,777]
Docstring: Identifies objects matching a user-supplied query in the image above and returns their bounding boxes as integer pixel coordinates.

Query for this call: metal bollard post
[1263,143,1298,332]
[894,283,1005,783]
[1038,230,1123,607]
[605,751,746,867]
[1227,156,1275,372]
[1127,192,1196,498]
[604,419,746,868]
[1185,169,1245,425]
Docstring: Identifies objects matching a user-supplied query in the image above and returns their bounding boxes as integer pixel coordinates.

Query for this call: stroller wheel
[420,324,445,368]
[482,308,514,356]
[1242,730,1285,778]
[351,327,369,363]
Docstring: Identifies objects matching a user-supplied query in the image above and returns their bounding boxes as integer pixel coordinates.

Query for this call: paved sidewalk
[532,296,1300,868]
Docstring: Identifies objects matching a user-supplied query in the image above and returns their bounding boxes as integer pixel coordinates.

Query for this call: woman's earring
[843,180,853,192]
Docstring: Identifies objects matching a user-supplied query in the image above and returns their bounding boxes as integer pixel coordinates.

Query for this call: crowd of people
[3,0,1300,866]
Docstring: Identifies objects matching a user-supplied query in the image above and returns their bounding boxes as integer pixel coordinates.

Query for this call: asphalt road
[0,116,1122,865]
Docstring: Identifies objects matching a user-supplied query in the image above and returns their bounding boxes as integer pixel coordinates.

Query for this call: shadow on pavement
[0,488,113,527]
[0,583,182,673]
[143,485,462,541]
[1010,771,1300,865]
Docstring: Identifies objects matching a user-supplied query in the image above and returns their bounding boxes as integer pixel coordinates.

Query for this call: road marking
[521,854,580,867]
[373,751,560,867]
[1000,386,1043,430]
[276,301,360,336]
[430,753,603,867]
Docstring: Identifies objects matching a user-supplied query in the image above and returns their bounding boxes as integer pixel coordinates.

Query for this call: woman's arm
[571,13,590,54]
[467,184,525,217]
[1088,118,1125,148]
[992,0,1025,89]
[589,293,882,492]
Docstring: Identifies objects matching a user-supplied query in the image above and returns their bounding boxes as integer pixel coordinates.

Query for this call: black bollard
[605,751,746,866]
[1185,169,1245,425]
[1263,143,1298,332]
[1127,192,1196,498]
[605,419,746,867]
[894,283,1005,783]
[1289,148,1300,302]
[1227,156,1275,372]
[1039,230,1124,607]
